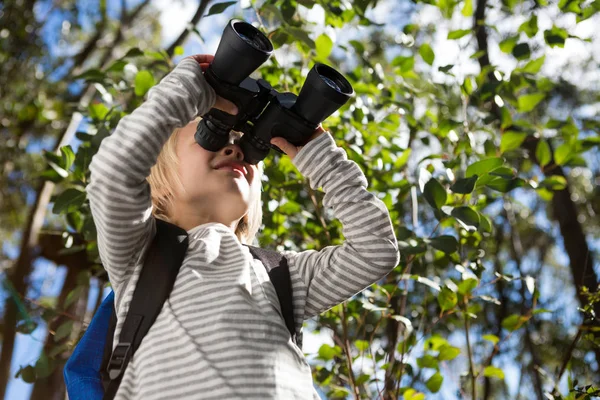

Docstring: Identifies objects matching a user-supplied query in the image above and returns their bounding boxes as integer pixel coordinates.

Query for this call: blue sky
[3,0,600,399]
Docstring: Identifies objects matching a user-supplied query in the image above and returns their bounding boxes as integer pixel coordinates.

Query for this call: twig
[341,305,361,399]
[463,299,476,399]
[166,0,213,57]
[307,183,332,242]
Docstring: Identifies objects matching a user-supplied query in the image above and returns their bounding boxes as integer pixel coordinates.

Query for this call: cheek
[176,147,211,189]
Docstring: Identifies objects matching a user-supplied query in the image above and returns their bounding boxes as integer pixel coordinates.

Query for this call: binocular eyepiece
[194,19,354,165]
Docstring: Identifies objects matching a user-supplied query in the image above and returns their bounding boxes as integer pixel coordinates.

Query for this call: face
[173,120,260,224]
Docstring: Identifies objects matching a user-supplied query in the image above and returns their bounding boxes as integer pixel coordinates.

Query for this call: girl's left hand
[270,125,326,161]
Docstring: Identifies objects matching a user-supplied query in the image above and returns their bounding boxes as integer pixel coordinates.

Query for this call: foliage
[1,0,600,399]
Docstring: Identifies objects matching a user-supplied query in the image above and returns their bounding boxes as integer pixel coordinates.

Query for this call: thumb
[270,137,294,155]
[213,96,238,115]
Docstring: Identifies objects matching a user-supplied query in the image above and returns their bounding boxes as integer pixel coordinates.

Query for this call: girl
[87,54,399,399]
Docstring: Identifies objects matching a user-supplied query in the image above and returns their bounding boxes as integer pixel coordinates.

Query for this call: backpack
[64,219,296,400]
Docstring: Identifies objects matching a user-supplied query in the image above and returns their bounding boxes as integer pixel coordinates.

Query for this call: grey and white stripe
[87,58,399,399]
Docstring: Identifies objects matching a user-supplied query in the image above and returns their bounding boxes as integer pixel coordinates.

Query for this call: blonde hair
[147,119,264,245]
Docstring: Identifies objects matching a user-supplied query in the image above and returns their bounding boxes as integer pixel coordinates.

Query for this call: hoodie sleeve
[86,59,216,292]
[281,132,400,320]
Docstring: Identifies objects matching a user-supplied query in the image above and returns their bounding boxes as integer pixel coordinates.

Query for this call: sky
[3,0,600,399]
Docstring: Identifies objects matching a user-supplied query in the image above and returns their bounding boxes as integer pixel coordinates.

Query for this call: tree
[1,0,599,399]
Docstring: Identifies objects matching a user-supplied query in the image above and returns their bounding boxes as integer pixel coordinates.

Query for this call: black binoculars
[194,19,354,165]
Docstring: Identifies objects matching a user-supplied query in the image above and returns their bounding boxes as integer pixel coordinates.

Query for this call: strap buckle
[107,342,131,380]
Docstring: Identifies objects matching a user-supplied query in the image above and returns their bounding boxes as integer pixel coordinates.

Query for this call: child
[87,54,399,399]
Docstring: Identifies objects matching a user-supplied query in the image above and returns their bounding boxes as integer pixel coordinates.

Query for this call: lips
[215,161,248,177]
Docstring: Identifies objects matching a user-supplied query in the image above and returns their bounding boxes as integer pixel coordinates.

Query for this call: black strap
[245,245,297,345]
[103,219,188,400]
[101,220,295,400]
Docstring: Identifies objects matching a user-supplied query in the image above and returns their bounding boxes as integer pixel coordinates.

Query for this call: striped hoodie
[87,58,399,399]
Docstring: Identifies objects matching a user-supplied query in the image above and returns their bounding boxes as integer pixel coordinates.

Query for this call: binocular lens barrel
[292,64,354,125]
[210,20,273,85]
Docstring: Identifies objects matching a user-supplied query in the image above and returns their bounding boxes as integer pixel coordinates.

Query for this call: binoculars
[194,19,354,165]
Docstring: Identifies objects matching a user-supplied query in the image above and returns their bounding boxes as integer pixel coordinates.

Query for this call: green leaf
[174,46,184,56]
[484,366,505,380]
[478,212,493,233]
[419,43,435,65]
[64,285,84,309]
[424,335,449,351]
[123,48,144,58]
[53,188,86,215]
[34,353,54,379]
[536,140,552,167]
[451,206,480,231]
[438,344,461,360]
[287,26,315,48]
[517,93,545,112]
[54,321,74,342]
[512,43,531,60]
[16,320,37,334]
[499,35,519,53]
[501,314,528,331]
[483,334,500,345]
[106,60,127,73]
[17,365,36,383]
[394,148,412,168]
[544,25,568,48]
[554,143,573,165]
[450,175,478,194]
[60,145,75,170]
[447,29,471,40]
[206,1,237,16]
[466,157,503,178]
[315,34,333,58]
[500,131,527,153]
[485,175,526,193]
[429,235,458,254]
[539,176,567,190]
[417,354,438,369]
[355,340,369,351]
[462,0,474,16]
[522,56,545,74]
[426,372,443,393]
[423,178,447,209]
[437,286,457,312]
[518,15,538,38]
[134,70,155,97]
[73,69,106,82]
[318,344,341,360]
[89,103,109,121]
[404,389,426,400]
[458,278,478,294]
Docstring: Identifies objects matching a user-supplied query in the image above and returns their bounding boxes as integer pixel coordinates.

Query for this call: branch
[166,0,213,57]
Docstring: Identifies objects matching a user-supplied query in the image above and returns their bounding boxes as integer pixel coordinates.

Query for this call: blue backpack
[64,219,296,400]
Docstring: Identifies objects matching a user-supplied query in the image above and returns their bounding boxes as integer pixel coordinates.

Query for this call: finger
[191,54,214,64]
[213,96,238,115]
[270,137,296,157]
[199,63,211,72]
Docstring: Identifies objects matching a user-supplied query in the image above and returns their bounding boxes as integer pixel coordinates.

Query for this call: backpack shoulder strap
[244,245,296,345]
[103,219,188,400]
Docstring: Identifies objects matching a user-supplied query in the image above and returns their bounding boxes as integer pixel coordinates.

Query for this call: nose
[221,143,244,161]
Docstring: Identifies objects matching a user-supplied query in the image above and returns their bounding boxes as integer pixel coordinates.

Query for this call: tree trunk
[0,181,53,400]
[29,259,89,400]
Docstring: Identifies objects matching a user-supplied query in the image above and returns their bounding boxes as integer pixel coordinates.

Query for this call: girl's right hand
[186,54,238,115]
